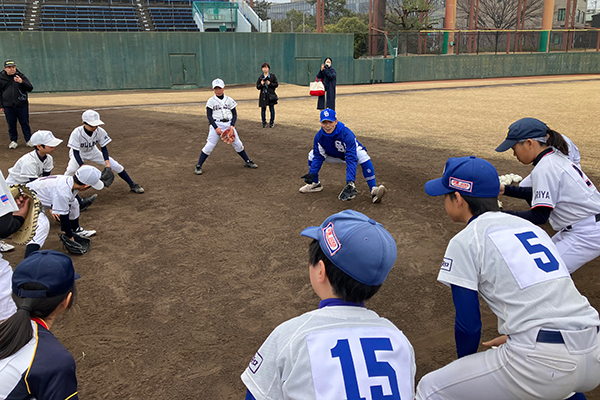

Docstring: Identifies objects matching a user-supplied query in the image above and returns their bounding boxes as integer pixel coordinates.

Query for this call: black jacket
[256,73,278,107]
[0,69,33,108]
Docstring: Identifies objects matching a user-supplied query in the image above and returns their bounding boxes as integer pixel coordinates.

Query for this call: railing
[367,29,600,57]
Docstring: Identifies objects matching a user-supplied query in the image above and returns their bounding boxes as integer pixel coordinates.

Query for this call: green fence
[0,31,598,92]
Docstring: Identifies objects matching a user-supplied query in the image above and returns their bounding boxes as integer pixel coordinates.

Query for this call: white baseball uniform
[519,134,580,187]
[416,212,600,400]
[64,125,124,176]
[0,170,18,320]
[26,175,80,247]
[241,305,416,400]
[530,149,600,273]
[202,94,244,154]
[5,150,54,185]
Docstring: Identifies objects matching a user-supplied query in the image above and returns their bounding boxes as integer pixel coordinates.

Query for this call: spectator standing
[0,60,33,149]
[316,57,336,110]
[256,62,278,128]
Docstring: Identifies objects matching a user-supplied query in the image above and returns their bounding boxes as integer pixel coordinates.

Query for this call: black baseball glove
[100,167,115,188]
[59,233,91,255]
[301,173,315,184]
[338,181,357,201]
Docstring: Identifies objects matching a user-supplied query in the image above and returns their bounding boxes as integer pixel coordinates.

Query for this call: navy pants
[261,105,275,124]
[4,106,31,142]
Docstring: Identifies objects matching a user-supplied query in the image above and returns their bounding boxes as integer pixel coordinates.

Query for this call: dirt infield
[2,75,600,399]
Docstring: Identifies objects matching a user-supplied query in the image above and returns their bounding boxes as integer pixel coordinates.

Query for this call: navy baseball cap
[12,250,80,298]
[301,210,397,286]
[495,118,548,152]
[425,156,500,198]
[320,109,336,122]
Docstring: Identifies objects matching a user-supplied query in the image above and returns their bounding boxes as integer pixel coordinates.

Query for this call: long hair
[546,128,569,156]
[0,283,75,359]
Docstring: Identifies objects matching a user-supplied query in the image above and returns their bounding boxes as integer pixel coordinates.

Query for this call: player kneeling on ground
[417,156,600,400]
[241,210,416,400]
[194,78,258,175]
[24,165,103,257]
[65,110,144,194]
[299,109,386,203]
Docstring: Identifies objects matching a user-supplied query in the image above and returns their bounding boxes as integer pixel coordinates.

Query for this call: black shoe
[130,183,145,194]
[79,194,98,212]
[269,122,274,128]
[262,122,267,128]
[194,165,203,175]
[245,160,258,169]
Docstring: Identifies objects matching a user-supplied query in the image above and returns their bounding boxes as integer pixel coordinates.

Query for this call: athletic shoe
[26,141,34,147]
[371,185,386,204]
[130,183,145,194]
[194,165,202,175]
[0,240,15,252]
[299,182,323,193]
[80,194,98,212]
[8,141,17,149]
[262,122,267,128]
[245,160,258,169]
[74,227,96,237]
[270,122,275,128]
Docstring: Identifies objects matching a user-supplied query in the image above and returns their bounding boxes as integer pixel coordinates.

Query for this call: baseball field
[2,74,600,399]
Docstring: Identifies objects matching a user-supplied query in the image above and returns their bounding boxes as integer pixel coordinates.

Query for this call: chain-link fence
[366,29,600,57]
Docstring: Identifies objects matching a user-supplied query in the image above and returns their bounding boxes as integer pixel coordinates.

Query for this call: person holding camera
[256,63,278,128]
[0,60,34,149]
[316,57,336,111]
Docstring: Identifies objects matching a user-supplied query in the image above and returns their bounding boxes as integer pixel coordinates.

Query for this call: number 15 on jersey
[306,327,414,400]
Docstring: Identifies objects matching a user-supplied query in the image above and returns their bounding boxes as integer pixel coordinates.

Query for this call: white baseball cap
[212,78,225,89]
[82,110,104,127]
[30,130,63,147]
[75,165,104,190]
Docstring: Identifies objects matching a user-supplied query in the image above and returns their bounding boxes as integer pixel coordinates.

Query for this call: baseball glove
[8,185,42,245]
[220,127,235,145]
[59,232,90,255]
[338,181,357,201]
[100,167,115,188]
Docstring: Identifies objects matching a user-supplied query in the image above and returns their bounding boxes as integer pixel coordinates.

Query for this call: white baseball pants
[65,148,124,176]
[308,144,371,165]
[552,215,600,274]
[0,255,16,321]
[27,202,79,248]
[416,327,600,400]
[201,122,244,155]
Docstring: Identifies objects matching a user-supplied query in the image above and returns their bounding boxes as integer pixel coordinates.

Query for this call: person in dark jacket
[316,57,336,110]
[0,60,34,149]
[256,62,278,128]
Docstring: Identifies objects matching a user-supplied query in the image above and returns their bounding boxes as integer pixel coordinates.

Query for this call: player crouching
[24,165,103,257]
[299,109,386,203]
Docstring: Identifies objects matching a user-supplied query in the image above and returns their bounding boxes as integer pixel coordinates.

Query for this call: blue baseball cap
[320,109,337,122]
[12,250,80,298]
[424,156,500,198]
[495,118,548,152]
[301,210,397,286]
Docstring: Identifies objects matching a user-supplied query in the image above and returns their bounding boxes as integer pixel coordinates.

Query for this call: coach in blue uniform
[299,109,386,203]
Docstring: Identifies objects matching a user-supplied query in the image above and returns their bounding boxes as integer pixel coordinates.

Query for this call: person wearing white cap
[64,109,144,194]
[194,78,259,175]
[24,165,103,258]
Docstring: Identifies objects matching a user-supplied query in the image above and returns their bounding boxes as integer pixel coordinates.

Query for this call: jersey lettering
[335,140,346,153]
[534,190,550,200]
[488,228,569,289]
[307,327,412,400]
[572,164,593,187]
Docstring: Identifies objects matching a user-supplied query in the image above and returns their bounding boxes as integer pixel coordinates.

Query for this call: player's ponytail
[0,283,75,359]
[546,128,569,156]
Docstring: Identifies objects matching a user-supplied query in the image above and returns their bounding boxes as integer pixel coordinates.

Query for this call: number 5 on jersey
[306,327,413,400]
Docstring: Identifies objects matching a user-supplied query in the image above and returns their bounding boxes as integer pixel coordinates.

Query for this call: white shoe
[371,185,386,203]
[0,240,15,252]
[8,141,17,149]
[26,140,34,147]
[74,227,96,238]
[299,182,323,193]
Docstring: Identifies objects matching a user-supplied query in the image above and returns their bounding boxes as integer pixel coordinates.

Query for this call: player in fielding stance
[418,156,600,400]
[65,110,144,194]
[241,210,416,400]
[299,109,386,203]
[194,78,258,175]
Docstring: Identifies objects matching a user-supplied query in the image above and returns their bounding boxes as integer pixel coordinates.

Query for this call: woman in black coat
[316,57,336,110]
[256,63,278,128]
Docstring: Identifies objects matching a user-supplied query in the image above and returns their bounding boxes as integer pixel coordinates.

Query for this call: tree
[306,0,349,24]
[456,0,543,29]
[385,0,437,30]
[272,9,316,32]
[324,16,369,58]
[253,0,272,20]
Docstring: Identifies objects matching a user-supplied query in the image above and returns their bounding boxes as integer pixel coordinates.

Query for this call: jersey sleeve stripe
[65,391,79,400]
[24,322,40,395]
